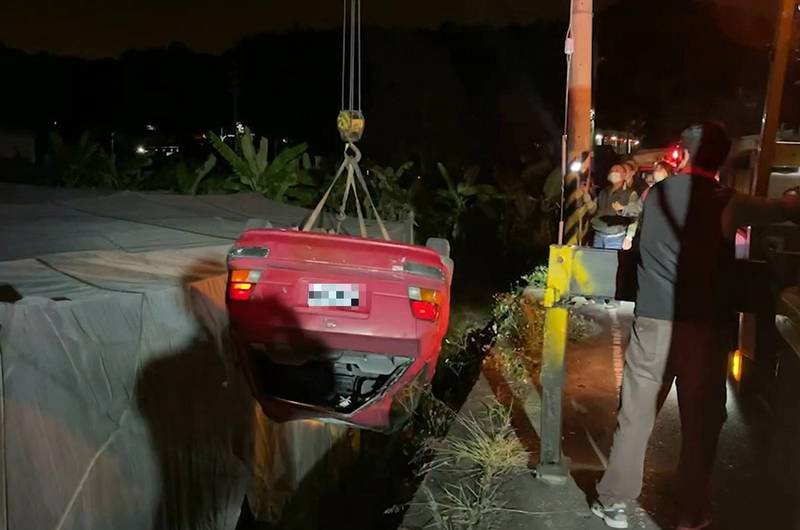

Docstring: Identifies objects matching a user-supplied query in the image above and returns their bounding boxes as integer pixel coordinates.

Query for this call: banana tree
[100,152,153,190]
[175,155,218,195]
[208,128,313,204]
[436,163,502,239]
[369,161,417,221]
[45,131,105,187]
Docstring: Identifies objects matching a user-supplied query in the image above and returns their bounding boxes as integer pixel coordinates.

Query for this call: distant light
[52,121,58,126]
[282,138,288,143]
[135,145,147,155]
[634,140,641,146]
[235,122,245,134]
[610,136,618,142]
[146,124,156,131]
[570,160,583,173]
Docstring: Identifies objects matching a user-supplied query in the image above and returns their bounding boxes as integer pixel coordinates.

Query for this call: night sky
[0,0,563,58]
[3,0,773,59]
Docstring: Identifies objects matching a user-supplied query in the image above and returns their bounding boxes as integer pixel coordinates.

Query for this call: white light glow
[135,146,147,155]
[570,160,583,173]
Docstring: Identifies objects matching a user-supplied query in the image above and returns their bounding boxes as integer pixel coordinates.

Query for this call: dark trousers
[597,317,729,523]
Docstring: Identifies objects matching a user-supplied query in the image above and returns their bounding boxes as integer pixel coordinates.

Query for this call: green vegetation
[175,155,217,195]
[16,125,559,259]
[207,127,315,204]
[436,163,502,240]
[44,131,106,187]
[487,266,600,392]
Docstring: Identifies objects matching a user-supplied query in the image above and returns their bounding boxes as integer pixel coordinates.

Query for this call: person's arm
[722,192,800,239]
[595,190,618,217]
[616,191,642,217]
[623,219,638,249]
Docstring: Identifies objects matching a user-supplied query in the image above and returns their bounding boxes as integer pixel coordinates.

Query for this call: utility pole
[538,0,593,486]
[568,0,594,170]
[754,0,797,197]
[561,0,594,246]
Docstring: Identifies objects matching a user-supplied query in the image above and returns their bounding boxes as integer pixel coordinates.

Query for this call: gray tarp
[0,184,409,529]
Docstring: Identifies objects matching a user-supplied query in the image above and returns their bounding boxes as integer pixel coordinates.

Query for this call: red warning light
[671,149,681,160]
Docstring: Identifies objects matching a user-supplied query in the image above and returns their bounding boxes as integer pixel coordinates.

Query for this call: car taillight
[408,286,442,321]
[228,270,262,301]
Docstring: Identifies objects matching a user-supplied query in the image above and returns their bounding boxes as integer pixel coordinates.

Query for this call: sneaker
[591,500,629,529]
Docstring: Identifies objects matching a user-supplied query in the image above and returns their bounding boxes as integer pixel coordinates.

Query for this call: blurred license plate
[308,283,360,307]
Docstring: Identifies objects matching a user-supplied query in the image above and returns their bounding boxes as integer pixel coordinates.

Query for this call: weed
[568,310,601,342]
[521,265,548,289]
[410,401,527,529]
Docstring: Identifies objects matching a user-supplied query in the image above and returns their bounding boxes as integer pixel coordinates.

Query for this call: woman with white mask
[588,164,640,250]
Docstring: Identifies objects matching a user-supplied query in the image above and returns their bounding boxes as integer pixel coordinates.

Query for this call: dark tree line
[0,0,776,168]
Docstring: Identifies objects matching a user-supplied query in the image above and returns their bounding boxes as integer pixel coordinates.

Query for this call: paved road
[559,303,773,530]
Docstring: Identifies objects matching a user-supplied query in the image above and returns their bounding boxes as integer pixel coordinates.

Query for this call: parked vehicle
[226,229,453,431]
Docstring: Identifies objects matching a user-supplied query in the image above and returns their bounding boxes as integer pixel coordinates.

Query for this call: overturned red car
[226,229,453,431]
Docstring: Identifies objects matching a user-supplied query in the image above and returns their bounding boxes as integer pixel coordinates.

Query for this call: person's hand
[612,201,624,212]
[622,237,633,251]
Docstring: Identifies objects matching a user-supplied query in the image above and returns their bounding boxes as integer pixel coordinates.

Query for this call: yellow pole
[754,0,797,197]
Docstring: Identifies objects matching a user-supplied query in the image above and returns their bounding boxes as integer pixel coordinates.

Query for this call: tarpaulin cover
[0,184,408,529]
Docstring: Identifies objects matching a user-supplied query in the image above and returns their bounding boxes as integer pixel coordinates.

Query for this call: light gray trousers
[597,317,729,522]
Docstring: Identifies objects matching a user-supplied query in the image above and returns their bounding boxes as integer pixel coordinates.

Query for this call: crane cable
[304,0,391,241]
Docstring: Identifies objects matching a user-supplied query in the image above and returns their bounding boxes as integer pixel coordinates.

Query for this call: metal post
[537,246,573,485]
[537,305,570,484]
[754,0,797,197]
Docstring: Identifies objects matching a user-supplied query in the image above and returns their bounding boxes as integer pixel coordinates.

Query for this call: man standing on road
[591,123,800,530]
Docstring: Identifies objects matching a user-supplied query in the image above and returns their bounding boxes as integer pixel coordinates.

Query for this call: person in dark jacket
[640,160,674,203]
[589,165,640,250]
[591,122,800,530]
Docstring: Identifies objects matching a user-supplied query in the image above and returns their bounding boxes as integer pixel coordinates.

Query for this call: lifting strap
[302,143,391,241]
[302,0,391,241]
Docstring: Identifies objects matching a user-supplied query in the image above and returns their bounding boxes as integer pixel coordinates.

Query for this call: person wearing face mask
[640,160,673,203]
[624,160,673,213]
[588,165,640,249]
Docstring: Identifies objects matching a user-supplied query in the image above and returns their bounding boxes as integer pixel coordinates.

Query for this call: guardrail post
[536,245,572,485]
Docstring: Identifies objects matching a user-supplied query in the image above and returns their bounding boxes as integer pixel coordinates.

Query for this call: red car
[226,229,452,431]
